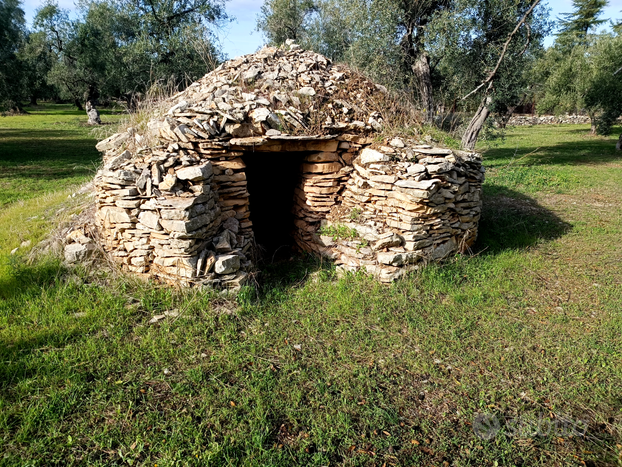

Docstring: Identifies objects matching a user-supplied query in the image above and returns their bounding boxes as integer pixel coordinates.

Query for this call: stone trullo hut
[89,42,485,290]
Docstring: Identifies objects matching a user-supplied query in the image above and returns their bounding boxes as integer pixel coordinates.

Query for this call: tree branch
[462,0,541,100]
[518,22,531,57]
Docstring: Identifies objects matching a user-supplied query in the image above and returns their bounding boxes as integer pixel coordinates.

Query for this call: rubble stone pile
[86,41,485,288]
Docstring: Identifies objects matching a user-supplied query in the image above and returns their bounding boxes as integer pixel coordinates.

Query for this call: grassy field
[0,104,123,206]
[1,107,621,466]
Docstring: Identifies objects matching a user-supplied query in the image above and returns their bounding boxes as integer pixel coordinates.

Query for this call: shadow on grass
[0,259,89,394]
[0,255,66,301]
[476,186,571,254]
[18,103,125,117]
[254,187,571,295]
[0,128,101,164]
[251,253,327,298]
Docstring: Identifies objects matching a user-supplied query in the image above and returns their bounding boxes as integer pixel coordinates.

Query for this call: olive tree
[33,0,228,113]
[0,0,26,110]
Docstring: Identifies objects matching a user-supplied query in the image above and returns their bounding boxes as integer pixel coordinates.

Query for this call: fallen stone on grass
[64,242,95,264]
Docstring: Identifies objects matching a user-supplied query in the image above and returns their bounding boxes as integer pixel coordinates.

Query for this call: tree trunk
[498,104,517,129]
[9,103,26,114]
[412,52,434,123]
[616,134,622,151]
[589,112,596,134]
[74,98,84,111]
[498,94,525,128]
[86,84,99,104]
[85,101,102,125]
[29,95,38,106]
[462,96,492,150]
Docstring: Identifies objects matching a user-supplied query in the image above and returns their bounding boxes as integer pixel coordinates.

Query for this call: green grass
[0,104,124,206]
[1,114,622,466]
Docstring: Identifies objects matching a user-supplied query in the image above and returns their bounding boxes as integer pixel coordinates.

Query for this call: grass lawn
[1,110,621,466]
[0,104,123,207]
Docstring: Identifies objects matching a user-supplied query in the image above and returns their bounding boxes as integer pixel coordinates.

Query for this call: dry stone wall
[506,114,592,126]
[84,42,485,289]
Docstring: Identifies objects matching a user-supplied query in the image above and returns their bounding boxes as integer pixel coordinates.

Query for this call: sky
[20,0,622,58]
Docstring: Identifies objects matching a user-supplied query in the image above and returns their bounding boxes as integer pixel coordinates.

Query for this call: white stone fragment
[176,164,212,181]
[390,138,405,148]
[360,148,391,164]
[65,243,94,264]
[159,174,177,191]
[214,254,240,275]
[297,87,316,97]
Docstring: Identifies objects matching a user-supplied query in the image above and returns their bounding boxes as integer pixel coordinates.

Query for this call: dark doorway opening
[243,151,305,262]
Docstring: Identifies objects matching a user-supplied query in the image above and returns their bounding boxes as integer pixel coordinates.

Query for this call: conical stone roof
[159,40,389,141]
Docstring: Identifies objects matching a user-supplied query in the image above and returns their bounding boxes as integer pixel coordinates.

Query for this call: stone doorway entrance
[243,151,305,261]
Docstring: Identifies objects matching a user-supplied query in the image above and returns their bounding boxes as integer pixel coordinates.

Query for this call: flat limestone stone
[394,179,440,190]
[138,211,161,230]
[99,206,132,224]
[96,132,129,152]
[160,213,212,233]
[305,152,339,162]
[176,164,213,181]
[406,164,426,175]
[302,162,342,174]
[360,148,391,164]
[214,254,240,274]
[415,148,453,155]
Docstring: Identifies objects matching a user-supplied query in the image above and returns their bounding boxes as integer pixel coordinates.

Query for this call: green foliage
[318,223,358,241]
[536,33,622,135]
[31,0,227,108]
[583,34,622,134]
[557,0,608,49]
[0,0,26,109]
[257,0,317,45]
[348,208,361,221]
[429,0,551,111]
[17,30,56,104]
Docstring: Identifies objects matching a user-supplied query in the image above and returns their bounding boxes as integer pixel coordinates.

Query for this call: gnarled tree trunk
[616,134,622,151]
[589,112,597,134]
[498,94,525,128]
[413,52,434,123]
[462,95,492,150]
[85,100,101,125]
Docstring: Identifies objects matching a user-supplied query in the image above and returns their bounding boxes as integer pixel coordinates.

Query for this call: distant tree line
[0,0,228,113]
[257,0,554,148]
[534,0,622,136]
[258,0,622,146]
[1,0,620,148]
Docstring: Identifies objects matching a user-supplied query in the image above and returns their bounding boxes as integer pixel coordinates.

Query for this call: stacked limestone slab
[90,41,485,288]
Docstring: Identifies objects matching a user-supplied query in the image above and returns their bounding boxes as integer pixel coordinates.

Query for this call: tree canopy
[19,0,228,110]
[0,0,26,109]
[257,0,550,147]
[557,0,608,47]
